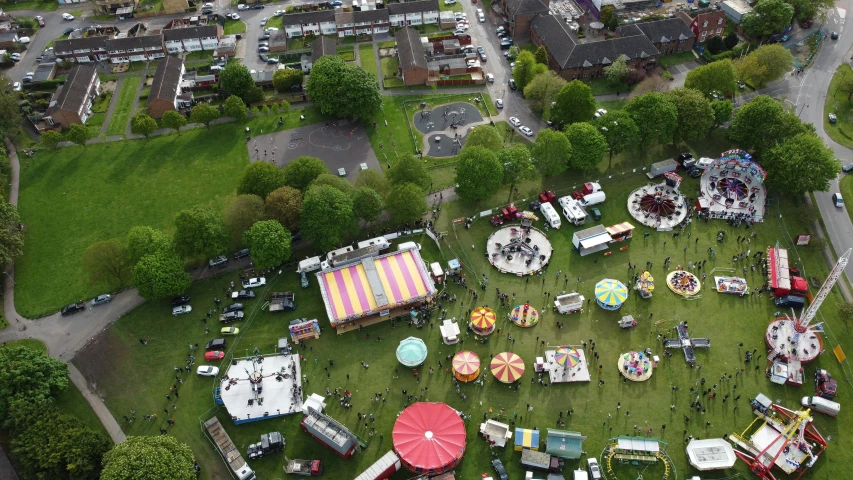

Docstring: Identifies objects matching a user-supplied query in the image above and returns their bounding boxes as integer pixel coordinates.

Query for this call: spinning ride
[470,307,496,335]
[617,351,654,381]
[490,352,526,383]
[666,270,701,296]
[511,303,539,327]
[396,337,428,367]
[697,149,767,222]
[452,350,481,382]
[627,181,688,229]
[393,402,467,475]
[635,270,654,299]
[595,279,628,310]
[486,224,553,275]
[555,346,581,368]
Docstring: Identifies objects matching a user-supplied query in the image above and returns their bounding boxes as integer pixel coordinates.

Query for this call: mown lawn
[224,20,246,35]
[2,0,58,10]
[658,51,697,67]
[840,173,853,225]
[105,75,141,137]
[824,64,853,149]
[359,43,378,78]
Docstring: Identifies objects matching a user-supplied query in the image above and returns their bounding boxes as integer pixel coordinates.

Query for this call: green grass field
[840,174,853,225]
[224,20,246,35]
[824,64,853,149]
[105,75,142,137]
[658,51,697,67]
[359,43,378,78]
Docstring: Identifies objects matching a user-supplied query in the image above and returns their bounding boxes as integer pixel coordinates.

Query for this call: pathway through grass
[105,75,141,137]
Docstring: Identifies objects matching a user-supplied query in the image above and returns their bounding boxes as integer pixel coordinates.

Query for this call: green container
[699,0,710,7]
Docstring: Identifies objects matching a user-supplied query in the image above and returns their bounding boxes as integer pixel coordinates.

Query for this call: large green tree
[173,205,228,259]
[130,113,158,139]
[238,162,287,199]
[189,103,220,127]
[498,144,535,192]
[220,63,257,103]
[283,156,329,191]
[737,44,794,87]
[741,0,794,40]
[0,346,68,423]
[310,173,356,196]
[666,88,715,143]
[41,130,62,149]
[0,202,24,266]
[729,95,811,155]
[523,70,566,115]
[513,50,547,92]
[305,56,382,120]
[762,133,840,194]
[224,194,265,246]
[463,125,503,151]
[386,154,431,192]
[83,238,133,289]
[531,130,572,177]
[354,169,390,196]
[534,45,549,65]
[101,436,196,480]
[126,226,172,264]
[133,251,191,299]
[710,100,734,131]
[243,220,292,270]
[684,60,738,97]
[624,92,678,146]
[223,95,248,121]
[66,124,91,148]
[455,146,503,202]
[786,0,832,21]
[594,110,640,164]
[603,55,631,85]
[301,185,357,250]
[352,187,384,222]
[273,68,305,93]
[265,186,303,231]
[564,123,607,170]
[551,80,597,126]
[160,110,187,135]
[386,183,429,223]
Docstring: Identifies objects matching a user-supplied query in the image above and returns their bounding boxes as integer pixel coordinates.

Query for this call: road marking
[837,7,846,19]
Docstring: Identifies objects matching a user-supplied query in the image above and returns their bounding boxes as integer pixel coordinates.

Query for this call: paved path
[68,364,126,443]
[99,76,124,138]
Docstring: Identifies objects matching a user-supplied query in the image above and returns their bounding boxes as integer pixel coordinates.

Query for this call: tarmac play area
[412,102,486,158]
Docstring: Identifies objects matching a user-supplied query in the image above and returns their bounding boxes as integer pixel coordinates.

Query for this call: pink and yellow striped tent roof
[318,249,436,325]
[606,222,635,236]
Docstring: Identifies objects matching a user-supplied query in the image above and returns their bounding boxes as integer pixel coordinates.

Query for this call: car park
[842,163,853,173]
[91,294,112,306]
[520,126,533,136]
[495,99,503,109]
[209,255,227,267]
[243,277,266,288]
[172,305,192,316]
[594,108,607,118]
[233,248,250,259]
[197,365,220,377]
[232,290,256,300]
[205,350,225,361]
[221,326,240,335]
[206,338,226,351]
[509,116,521,127]
[491,459,509,480]
[62,13,75,20]
[829,113,837,124]
[172,295,190,306]
[61,302,86,316]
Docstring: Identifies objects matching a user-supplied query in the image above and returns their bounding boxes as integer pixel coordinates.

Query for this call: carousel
[627,174,688,229]
[595,279,629,310]
[393,402,467,475]
[396,337,428,367]
[452,350,481,382]
[715,276,748,296]
[486,221,553,276]
[510,303,539,327]
[635,270,655,299]
[617,351,654,381]
[697,149,767,222]
[490,352,526,383]
[666,269,702,296]
[470,307,497,335]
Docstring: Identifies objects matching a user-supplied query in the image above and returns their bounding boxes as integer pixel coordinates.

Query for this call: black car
[61,302,86,316]
[676,152,693,163]
[491,459,509,480]
[63,27,74,35]
[233,248,250,259]
[509,79,517,90]
[687,166,702,178]
[831,31,839,40]
[258,33,270,41]
[292,231,303,241]
[171,295,191,306]
[232,290,256,300]
[206,338,227,351]
[223,303,244,314]
[259,53,269,62]
[235,34,243,40]
[251,3,265,8]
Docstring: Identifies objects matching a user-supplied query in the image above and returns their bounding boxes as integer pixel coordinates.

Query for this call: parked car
[594,108,607,118]
[12,82,20,91]
[220,311,245,323]
[259,53,269,62]
[491,459,509,480]
[197,365,219,377]
[233,248,250,259]
[479,52,487,61]
[587,458,602,479]
[205,350,225,361]
[509,116,521,127]
[495,99,503,109]
[453,28,467,35]
[63,27,75,35]
[842,162,853,173]
[832,192,844,208]
[223,303,244,314]
[266,57,280,64]
[61,302,86,316]
[519,126,533,136]
[500,39,513,49]
[91,294,112,306]
[237,3,249,9]
[172,305,192,316]
[329,1,343,5]
[258,46,270,53]
[260,18,267,27]
[227,13,240,20]
[209,255,228,268]
[258,33,270,41]
[36,16,45,27]
[831,31,839,40]
[10,52,20,61]
[221,326,240,335]
[243,277,266,289]
[172,295,191,306]
[829,113,837,124]
[509,78,517,90]
[444,0,457,4]
[274,9,285,15]
[62,13,75,20]
[232,290,256,300]
[251,3,264,8]
[17,37,30,44]
[206,338,226,351]
[338,167,347,177]
[486,73,494,82]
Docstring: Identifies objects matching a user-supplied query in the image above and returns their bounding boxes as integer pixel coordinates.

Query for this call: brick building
[677,10,726,43]
[45,65,100,128]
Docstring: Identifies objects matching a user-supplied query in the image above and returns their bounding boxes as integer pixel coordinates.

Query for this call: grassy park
[824,64,853,149]
[105,75,142,137]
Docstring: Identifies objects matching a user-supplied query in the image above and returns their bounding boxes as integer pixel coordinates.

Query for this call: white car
[17,37,30,44]
[265,27,279,33]
[486,73,494,83]
[519,126,534,136]
[594,108,607,118]
[453,28,468,35]
[478,12,486,22]
[587,458,602,480]
[444,0,457,4]
[197,365,220,377]
[274,9,285,16]
[242,277,267,289]
[62,13,75,20]
[338,167,346,176]
[495,99,503,109]
[172,305,192,316]
[227,13,240,20]
[509,116,521,127]
[237,3,249,10]
[260,17,268,26]
[12,82,21,92]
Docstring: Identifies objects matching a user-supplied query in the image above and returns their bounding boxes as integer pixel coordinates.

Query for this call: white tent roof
[616,437,659,453]
[686,438,737,470]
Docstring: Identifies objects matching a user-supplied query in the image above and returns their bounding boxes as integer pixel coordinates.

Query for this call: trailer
[285,458,323,476]
[557,196,587,226]
[269,292,296,312]
[572,182,601,200]
[300,408,358,459]
[353,450,402,480]
[554,292,584,314]
[647,158,678,178]
[520,448,564,472]
[204,417,256,480]
[327,245,380,268]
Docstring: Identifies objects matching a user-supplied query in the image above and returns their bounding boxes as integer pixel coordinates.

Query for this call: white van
[580,191,606,207]
[358,237,391,251]
[398,241,421,251]
[297,256,323,273]
[558,196,587,226]
[540,202,561,229]
[573,469,590,480]
[802,396,840,417]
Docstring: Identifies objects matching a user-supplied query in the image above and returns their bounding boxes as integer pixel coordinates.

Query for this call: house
[54,36,111,63]
[499,0,549,39]
[45,65,100,128]
[106,34,166,63]
[268,32,289,53]
[250,69,275,87]
[395,27,428,86]
[0,31,18,48]
[282,10,337,38]
[336,8,390,37]
[31,62,57,83]
[163,25,221,53]
[678,10,726,43]
[621,18,696,55]
[148,56,193,118]
[387,0,440,27]
[92,0,138,15]
[214,35,237,57]
[301,35,337,72]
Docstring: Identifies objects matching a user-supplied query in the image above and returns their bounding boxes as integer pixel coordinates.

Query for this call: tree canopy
[737,44,794,87]
[551,80,596,126]
[594,110,640,162]
[354,169,391,196]
[603,54,631,85]
[173,205,228,259]
[160,110,187,135]
[283,156,329,191]
[41,130,62,149]
[223,95,248,122]
[513,50,547,92]
[243,220,292,270]
[189,103,220,127]
[463,125,503,151]
[741,0,794,39]
[133,250,191,299]
[0,346,69,423]
[786,0,832,21]
[130,113,158,139]
[238,162,287,199]
[352,186,384,222]
[729,95,812,155]
[455,146,503,201]
[684,60,738,97]
[534,45,549,65]
[523,70,566,114]
[310,173,356,196]
[220,63,257,103]
[301,185,357,250]
[762,133,840,195]
[666,88,715,143]
[305,56,382,120]
[710,100,734,131]
[66,124,91,147]
[0,201,24,267]
[531,130,572,176]
[498,144,535,187]
[706,35,726,55]
[126,226,172,264]
[387,154,431,192]
[386,183,429,223]
[101,436,196,480]
[83,238,133,290]
[273,68,305,93]
[224,194,266,245]
[624,92,678,146]
[265,186,303,232]
[564,123,607,170]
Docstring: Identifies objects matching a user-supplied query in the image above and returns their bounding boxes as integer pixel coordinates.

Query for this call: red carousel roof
[392,402,467,475]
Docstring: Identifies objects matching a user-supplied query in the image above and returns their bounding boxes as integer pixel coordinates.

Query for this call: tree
[513,51,545,92]
[624,92,678,146]
[508,45,520,59]
[273,68,304,93]
[189,103,220,127]
[498,144,535,192]
[160,110,186,135]
[600,5,618,30]
[386,154,431,191]
[352,187,384,222]
[551,80,596,126]
[454,146,503,202]
[386,183,428,223]
[724,32,739,49]
[0,78,20,139]
[354,169,390,196]
[787,0,832,21]
[130,113,157,139]
[265,186,302,231]
[737,44,794,87]
[684,59,738,97]
[564,123,607,170]
[630,75,670,97]
[839,302,853,323]
[66,124,91,148]
[173,205,228,259]
[463,125,503,151]
[133,251,191,299]
[534,45,548,65]
[310,173,356,196]
[710,99,734,131]
[11,411,110,480]
[220,63,257,103]
[594,110,640,164]
[762,133,840,195]
[243,220,292,270]
[741,0,794,39]
[0,346,68,423]
[223,95,248,121]
[237,162,286,199]
[603,54,631,85]
[729,95,811,155]
[0,202,23,267]
[706,35,726,55]
[524,70,566,115]
[101,436,196,480]
[305,56,382,120]
[666,88,715,143]
[126,226,172,264]
[282,156,328,191]
[41,130,62,149]
[83,239,133,289]
[530,130,572,176]
[301,186,357,250]
[224,194,265,246]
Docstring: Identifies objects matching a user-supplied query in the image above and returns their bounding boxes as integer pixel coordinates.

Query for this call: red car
[205,351,225,361]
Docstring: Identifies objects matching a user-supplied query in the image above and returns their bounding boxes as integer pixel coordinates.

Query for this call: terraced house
[282,0,438,39]
[162,24,221,53]
[44,65,100,128]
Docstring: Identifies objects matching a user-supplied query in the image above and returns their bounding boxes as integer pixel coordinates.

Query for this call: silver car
[91,294,112,306]
[172,305,193,316]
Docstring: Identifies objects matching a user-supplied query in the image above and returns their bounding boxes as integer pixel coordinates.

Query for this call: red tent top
[791,276,809,293]
[392,402,467,475]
